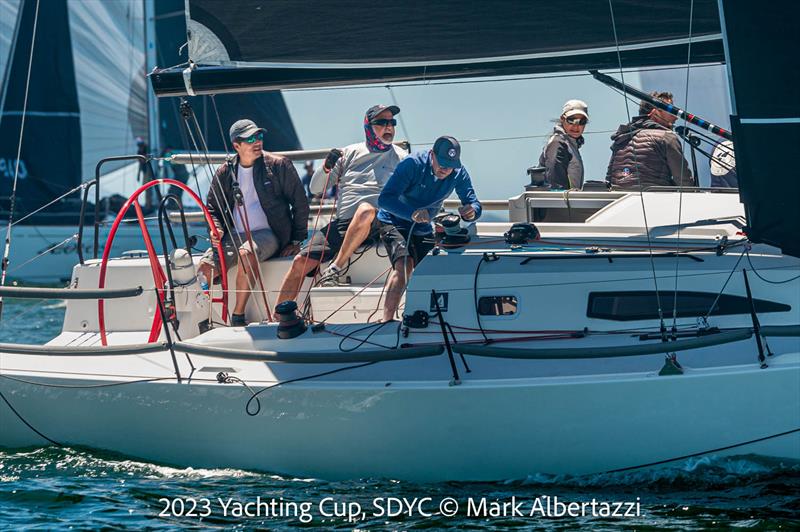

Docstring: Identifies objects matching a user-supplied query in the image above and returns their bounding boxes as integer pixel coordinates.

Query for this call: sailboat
[0,0,302,283]
[0,0,797,481]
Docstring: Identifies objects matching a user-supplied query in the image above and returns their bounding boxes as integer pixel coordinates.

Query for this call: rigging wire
[9,182,87,228]
[7,234,77,274]
[0,0,40,321]
[607,0,667,340]
[672,0,695,333]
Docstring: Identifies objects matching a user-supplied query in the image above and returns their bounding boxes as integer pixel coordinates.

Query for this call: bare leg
[276,254,321,304]
[330,203,376,269]
[233,249,259,315]
[197,261,213,285]
[382,257,415,322]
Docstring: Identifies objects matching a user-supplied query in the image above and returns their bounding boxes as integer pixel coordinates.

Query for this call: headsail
[151,0,724,96]
[719,0,800,258]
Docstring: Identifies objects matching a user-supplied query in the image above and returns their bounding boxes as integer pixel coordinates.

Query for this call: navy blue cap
[432,136,461,168]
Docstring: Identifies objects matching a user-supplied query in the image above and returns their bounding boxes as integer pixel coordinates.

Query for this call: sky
[281,64,732,201]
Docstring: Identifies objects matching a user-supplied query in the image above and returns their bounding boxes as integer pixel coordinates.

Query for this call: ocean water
[1,298,799,530]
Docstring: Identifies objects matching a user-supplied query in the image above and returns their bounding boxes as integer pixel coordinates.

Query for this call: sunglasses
[237,132,264,144]
[371,118,397,127]
[564,116,588,126]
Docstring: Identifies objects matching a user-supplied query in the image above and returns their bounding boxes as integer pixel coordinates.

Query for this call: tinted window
[587,291,790,321]
[478,296,518,316]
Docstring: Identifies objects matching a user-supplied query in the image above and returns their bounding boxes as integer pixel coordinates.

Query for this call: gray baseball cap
[229,119,267,142]
[366,104,400,121]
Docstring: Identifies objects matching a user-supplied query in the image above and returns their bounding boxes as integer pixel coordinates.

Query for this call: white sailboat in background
[0,0,797,481]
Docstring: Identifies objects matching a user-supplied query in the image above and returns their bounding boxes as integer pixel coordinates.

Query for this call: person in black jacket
[198,119,309,326]
[537,99,588,189]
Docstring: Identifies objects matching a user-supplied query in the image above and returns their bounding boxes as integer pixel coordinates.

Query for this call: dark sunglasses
[371,118,397,127]
[565,116,588,126]
[237,132,264,144]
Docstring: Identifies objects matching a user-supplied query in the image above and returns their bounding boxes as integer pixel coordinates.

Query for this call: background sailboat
[0,0,302,282]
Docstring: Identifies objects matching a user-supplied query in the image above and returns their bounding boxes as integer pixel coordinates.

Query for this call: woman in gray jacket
[538,99,588,190]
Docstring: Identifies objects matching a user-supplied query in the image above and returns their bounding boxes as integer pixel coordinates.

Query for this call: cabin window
[478,296,518,316]
[587,291,790,321]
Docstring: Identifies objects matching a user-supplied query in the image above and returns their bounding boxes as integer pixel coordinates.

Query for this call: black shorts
[300,217,380,262]
[379,223,435,267]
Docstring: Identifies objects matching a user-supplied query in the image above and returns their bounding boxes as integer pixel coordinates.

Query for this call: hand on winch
[323,148,344,172]
[411,209,431,224]
[458,204,476,221]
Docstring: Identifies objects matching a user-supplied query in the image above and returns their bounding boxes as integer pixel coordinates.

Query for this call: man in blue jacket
[377,136,482,322]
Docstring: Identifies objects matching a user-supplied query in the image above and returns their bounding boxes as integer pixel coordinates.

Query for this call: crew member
[377,136,482,322]
[276,104,407,303]
[198,119,309,327]
[607,91,696,188]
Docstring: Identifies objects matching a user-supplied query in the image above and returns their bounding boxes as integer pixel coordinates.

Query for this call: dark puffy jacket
[538,125,584,189]
[606,116,696,188]
[206,152,309,248]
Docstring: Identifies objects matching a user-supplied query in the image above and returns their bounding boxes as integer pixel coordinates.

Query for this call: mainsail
[154,0,300,152]
[147,0,797,258]
[719,0,800,258]
[150,0,724,96]
[0,0,82,223]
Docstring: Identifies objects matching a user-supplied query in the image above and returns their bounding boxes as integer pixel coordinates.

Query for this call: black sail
[154,0,300,152]
[0,0,82,224]
[720,0,800,258]
[151,0,723,96]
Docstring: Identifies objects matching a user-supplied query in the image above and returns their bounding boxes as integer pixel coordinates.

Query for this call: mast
[143,0,159,156]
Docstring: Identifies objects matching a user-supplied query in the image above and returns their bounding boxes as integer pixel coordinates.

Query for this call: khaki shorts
[199,228,280,271]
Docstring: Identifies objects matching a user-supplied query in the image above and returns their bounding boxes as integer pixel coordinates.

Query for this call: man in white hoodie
[276,104,407,304]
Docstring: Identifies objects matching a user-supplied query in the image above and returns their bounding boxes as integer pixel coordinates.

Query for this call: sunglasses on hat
[371,118,397,127]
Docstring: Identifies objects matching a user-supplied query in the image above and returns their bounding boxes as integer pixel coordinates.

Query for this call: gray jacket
[606,116,696,188]
[538,125,584,189]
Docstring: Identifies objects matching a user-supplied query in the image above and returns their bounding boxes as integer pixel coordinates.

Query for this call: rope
[607,0,667,340]
[0,0,41,321]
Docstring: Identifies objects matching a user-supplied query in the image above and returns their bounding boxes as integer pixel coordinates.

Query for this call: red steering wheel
[97,178,228,346]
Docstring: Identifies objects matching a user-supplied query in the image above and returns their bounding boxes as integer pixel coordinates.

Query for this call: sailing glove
[323,148,344,172]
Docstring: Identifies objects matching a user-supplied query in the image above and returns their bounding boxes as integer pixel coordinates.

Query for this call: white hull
[1,351,798,481]
[1,190,798,481]
[7,222,195,283]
